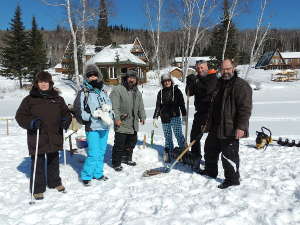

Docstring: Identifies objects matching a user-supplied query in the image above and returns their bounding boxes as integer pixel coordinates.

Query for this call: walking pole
[184,90,190,145]
[29,128,40,205]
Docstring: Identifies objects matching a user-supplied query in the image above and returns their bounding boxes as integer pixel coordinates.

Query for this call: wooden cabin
[169,67,196,80]
[256,49,300,70]
[86,39,149,85]
[172,56,212,68]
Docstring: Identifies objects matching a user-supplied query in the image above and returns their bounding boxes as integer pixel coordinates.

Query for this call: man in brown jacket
[199,59,252,189]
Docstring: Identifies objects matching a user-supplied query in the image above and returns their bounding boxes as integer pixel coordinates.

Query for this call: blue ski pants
[162,117,185,150]
[80,130,109,180]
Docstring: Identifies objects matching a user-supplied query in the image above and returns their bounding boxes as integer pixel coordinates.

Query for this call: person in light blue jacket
[79,64,113,186]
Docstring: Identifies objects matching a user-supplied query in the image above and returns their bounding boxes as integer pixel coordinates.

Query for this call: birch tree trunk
[66,0,80,89]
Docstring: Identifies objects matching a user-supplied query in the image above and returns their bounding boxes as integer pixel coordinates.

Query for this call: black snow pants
[204,133,240,183]
[112,132,137,167]
[190,112,206,159]
[30,152,62,194]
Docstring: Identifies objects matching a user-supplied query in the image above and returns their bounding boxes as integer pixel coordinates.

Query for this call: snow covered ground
[0,67,300,225]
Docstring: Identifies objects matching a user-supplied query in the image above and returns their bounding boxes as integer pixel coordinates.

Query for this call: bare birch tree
[222,0,238,61]
[244,0,270,79]
[41,0,80,89]
[145,0,164,78]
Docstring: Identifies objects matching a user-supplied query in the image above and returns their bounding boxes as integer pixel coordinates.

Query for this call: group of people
[15,58,252,200]
[153,59,252,189]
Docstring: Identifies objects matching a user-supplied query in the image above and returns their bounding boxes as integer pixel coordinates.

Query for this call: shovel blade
[142,167,170,177]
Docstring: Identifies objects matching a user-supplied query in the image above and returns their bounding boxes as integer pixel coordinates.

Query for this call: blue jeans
[80,130,109,180]
[162,117,185,150]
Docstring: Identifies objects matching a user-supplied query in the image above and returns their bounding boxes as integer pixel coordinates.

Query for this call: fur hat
[84,64,102,80]
[34,71,54,88]
[160,73,173,86]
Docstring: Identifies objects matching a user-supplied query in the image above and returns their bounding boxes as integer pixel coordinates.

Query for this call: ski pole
[184,90,190,146]
[30,128,40,205]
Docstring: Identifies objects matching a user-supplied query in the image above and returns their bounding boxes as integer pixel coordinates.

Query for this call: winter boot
[163,148,171,163]
[217,180,240,189]
[192,155,202,172]
[33,193,44,200]
[122,151,137,166]
[82,180,92,186]
[94,175,109,181]
[197,169,217,179]
[113,165,123,172]
[55,185,66,192]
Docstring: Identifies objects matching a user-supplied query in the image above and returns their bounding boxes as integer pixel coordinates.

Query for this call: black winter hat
[84,64,102,80]
[126,70,138,78]
[34,71,54,88]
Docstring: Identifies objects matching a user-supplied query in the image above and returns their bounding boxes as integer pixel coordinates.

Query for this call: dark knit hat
[84,64,102,80]
[126,70,138,78]
[34,71,54,88]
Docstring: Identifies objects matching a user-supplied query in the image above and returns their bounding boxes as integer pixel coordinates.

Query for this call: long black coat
[15,87,72,155]
[153,85,186,123]
[208,72,252,139]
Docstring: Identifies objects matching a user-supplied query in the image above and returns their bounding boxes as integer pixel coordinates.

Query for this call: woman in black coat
[153,74,186,152]
[15,71,72,200]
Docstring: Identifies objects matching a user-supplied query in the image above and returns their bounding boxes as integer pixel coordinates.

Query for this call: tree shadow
[17,156,31,178]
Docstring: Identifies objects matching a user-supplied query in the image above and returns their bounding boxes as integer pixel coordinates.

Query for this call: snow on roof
[85,45,96,56]
[280,52,300,59]
[86,44,146,66]
[174,56,213,65]
[54,63,62,69]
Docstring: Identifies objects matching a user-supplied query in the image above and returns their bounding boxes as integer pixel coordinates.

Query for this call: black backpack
[73,88,91,125]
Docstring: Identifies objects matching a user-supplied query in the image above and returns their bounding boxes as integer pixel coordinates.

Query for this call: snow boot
[94,175,109,181]
[217,180,240,189]
[33,193,44,200]
[113,165,123,172]
[197,169,217,179]
[55,185,66,192]
[163,148,171,163]
[82,180,92,186]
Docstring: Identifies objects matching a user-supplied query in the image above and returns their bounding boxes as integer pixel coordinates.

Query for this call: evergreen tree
[27,16,48,81]
[0,5,28,88]
[207,0,237,65]
[95,0,112,51]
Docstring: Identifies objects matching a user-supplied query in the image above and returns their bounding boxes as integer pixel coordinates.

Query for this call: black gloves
[186,74,196,88]
[30,119,41,130]
[61,118,70,131]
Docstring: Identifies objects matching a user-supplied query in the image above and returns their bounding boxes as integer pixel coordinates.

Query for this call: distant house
[86,38,149,85]
[172,56,213,68]
[281,52,300,69]
[54,63,64,73]
[255,49,300,70]
[169,67,196,80]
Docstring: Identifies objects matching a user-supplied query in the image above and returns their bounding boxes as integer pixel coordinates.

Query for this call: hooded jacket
[110,75,146,134]
[15,86,72,155]
[79,64,113,131]
[153,84,186,123]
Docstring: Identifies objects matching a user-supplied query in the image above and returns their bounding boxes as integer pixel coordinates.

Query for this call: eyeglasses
[222,67,233,71]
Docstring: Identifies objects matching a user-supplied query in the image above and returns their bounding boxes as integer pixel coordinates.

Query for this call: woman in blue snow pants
[77,64,113,186]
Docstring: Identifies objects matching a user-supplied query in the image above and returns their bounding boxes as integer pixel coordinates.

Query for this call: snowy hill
[0,68,300,225]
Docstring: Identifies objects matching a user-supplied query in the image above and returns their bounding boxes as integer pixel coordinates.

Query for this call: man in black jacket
[200,59,252,189]
[186,60,218,171]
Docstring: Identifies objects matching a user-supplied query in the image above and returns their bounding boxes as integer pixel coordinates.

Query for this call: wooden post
[143,134,147,149]
[0,118,14,136]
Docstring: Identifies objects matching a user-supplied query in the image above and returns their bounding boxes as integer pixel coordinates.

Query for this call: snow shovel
[142,133,202,177]
[29,128,40,205]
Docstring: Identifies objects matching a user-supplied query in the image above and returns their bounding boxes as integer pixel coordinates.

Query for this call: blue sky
[0,0,299,30]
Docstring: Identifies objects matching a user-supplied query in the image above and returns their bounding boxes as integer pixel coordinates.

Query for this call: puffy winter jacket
[153,85,186,123]
[80,80,113,131]
[15,87,72,155]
